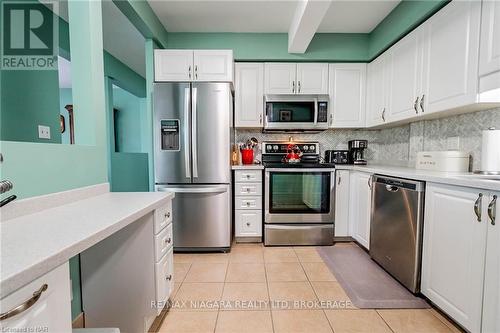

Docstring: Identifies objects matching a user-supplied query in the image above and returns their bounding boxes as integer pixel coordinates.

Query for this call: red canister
[241,149,254,165]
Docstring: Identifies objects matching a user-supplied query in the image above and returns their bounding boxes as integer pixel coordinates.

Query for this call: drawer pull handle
[246,188,251,193]
[246,202,251,206]
[166,275,172,281]
[474,193,483,222]
[488,195,497,226]
[0,284,48,321]
[246,222,251,227]
[246,175,251,179]
[165,237,172,244]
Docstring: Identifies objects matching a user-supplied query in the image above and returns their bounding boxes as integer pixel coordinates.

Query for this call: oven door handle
[265,168,336,172]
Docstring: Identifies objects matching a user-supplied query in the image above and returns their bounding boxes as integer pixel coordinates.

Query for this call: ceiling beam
[288,0,332,54]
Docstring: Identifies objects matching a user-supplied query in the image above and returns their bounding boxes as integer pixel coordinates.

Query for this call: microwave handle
[314,98,318,125]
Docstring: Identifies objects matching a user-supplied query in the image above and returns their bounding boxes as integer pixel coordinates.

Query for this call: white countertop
[335,164,500,191]
[232,164,264,170]
[0,191,174,298]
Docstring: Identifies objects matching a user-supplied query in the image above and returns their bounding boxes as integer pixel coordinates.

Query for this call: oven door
[264,95,329,131]
[265,168,335,223]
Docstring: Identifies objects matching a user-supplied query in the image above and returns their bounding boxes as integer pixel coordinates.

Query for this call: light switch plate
[38,125,51,139]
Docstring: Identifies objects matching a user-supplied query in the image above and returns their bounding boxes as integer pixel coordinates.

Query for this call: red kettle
[284,144,303,163]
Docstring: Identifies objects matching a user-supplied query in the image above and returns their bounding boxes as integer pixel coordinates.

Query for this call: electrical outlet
[38,125,51,139]
[446,136,460,150]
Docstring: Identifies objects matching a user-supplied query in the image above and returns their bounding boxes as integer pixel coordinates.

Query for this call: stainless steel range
[262,141,335,246]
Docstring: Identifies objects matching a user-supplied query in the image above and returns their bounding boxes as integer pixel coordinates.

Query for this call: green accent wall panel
[110,152,149,192]
[104,53,146,98]
[166,33,369,61]
[368,0,450,58]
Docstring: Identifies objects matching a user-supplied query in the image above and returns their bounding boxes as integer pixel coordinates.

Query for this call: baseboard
[235,236,262,243]
[72,312,85,329]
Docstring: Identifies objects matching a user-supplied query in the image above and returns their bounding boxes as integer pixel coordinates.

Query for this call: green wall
[110,152,149,192]
[1,70,62,143]
[167,33,369,61]
[112,86,144,153]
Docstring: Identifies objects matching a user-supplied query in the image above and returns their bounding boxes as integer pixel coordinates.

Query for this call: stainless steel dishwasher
[370,175,425,293]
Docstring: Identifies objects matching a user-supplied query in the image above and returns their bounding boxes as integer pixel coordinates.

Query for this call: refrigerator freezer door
[157,185,231,250]
[154,83,192,184]
[192,83,232,184]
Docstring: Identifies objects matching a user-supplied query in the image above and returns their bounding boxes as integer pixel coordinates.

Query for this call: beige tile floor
[159,242,463,333]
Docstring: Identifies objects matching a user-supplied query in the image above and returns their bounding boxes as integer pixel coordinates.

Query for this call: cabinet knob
[246,188,251,193]
[246,222,251,227]
[246,202,251,206]
[246,174,251,179]
[165,237,172,244]
[165,212,171,219]
[166,275,172,281]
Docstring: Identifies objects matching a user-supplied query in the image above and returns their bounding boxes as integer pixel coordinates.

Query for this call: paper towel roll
[481,128,500,172]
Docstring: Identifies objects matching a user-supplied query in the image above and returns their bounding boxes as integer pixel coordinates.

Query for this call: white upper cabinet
[155,50,194,82]
[264,63,328,95]
[479,1,500,77]
[329,63,366,128]
[193,50,233,82]
[387,26,425,122]
[421,1,481,114]
[154,49,233,82]
[483,192,500,333]
[234,63,264,128]
[421,184,487,333]
[296,63,329,94]
[366,54,390,127]
[264,63,296,94]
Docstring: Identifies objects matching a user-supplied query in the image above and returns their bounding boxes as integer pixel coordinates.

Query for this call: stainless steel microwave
[264,95,330,132]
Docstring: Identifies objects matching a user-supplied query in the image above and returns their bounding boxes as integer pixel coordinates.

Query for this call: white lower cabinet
[334,170,350,237]
[482,192,499,333]
[422,183,498,333]
[234,170,263,240]
[0,263,72,332]
[155,247,174,314]
[348,171,372,249]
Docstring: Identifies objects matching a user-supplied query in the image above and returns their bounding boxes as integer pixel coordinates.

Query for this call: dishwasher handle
[385,185,399,192]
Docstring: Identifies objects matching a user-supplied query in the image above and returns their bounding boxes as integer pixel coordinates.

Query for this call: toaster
[325,150,349,164]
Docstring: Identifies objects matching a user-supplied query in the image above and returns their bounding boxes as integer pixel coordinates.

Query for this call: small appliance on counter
[416,151,470,172]
[348,140,368,165]
[325,150,349,164]
[476,127,500,174]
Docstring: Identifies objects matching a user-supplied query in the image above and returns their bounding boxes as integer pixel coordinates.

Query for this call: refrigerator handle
[192,87,198,178]
[184,87,191,178]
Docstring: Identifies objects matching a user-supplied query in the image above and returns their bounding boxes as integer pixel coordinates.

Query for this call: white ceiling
[148,0,400,33]
[47,1,146,77]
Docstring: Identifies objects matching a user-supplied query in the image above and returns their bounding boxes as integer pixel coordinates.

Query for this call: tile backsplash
[235,107,500,170]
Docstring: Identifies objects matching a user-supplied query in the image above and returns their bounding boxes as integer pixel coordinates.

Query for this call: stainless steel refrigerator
[154,82,232,252]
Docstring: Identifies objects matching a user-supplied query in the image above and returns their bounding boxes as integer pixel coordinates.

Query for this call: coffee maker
[348,140,368,165]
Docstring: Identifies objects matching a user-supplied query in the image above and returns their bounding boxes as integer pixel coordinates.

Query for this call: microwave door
[154,83,192,184]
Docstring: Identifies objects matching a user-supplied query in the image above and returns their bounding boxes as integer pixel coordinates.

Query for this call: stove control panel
[262,142,319,155]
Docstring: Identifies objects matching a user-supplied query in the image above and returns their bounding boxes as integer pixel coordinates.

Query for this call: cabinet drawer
[235,170,262,182]
[155,223,173,262]
[235,183,262,196]
[235,196,262,210]
[154,200,172,234]
[235,210,262,237]
[155,248,173,315]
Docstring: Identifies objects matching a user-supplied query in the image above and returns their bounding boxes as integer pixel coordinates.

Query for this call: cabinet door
[483,192,500,333]
[387,27,425,122]
[296,63,329,94]
[334,170,350,237]
[264,63,296,94]
[235,63,264,127]
[349,172,372,249]
[193,50,233,82]
[154,50,193,82]
[329,64,366,128]
[421,184,487,333]
[366,54,390,127]
[0,263,72,332]
[421,1,481,114]
[235,209,262,237]
[479,1,500,77]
